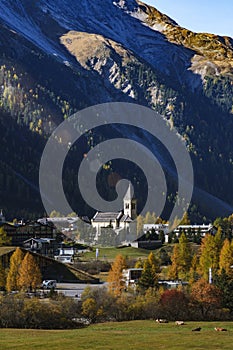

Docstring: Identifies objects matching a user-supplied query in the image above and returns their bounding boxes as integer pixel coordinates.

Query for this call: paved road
[56,282,107,298]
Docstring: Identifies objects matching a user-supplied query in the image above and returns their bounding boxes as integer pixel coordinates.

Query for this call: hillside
[0,0,232,221]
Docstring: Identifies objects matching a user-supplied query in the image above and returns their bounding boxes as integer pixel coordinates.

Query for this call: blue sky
[144,0,233,38]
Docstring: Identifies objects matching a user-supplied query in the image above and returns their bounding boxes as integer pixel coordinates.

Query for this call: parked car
[42,280,57,289]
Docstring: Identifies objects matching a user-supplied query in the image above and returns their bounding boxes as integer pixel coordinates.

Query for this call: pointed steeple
[0,209,5,223]
[124,183,134,201]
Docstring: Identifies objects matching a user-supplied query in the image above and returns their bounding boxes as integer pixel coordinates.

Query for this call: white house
[143,223,215,243]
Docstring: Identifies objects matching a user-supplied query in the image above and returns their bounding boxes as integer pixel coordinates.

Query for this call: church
[91,185,137,242]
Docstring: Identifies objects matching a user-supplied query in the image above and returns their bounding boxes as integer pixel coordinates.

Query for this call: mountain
[0,0,232,221]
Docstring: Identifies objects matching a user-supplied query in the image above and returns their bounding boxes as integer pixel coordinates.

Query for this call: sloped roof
[92,211,123,223]
[120,214,133,223]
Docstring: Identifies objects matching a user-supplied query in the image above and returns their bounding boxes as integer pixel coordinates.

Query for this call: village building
[91,184,137,244]
[143,223,215,243]
[0,213,57,246]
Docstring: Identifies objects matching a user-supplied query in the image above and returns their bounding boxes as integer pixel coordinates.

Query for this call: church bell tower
[123,184,137,219]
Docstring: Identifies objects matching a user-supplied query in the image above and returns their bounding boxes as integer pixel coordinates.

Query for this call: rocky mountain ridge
[0,0,232,220]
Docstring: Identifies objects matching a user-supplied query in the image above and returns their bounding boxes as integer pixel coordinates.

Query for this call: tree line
[87,229,233,323]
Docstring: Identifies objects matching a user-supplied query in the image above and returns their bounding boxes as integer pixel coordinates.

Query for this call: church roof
[92,211,123,223]
[119,215,133,223]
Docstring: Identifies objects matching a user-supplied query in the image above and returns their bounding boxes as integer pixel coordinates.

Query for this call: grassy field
[80,246,158,261]
[1,320,233,350]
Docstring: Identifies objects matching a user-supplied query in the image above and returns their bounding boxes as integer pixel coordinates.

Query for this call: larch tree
[107,254,126,297]
[134,258,144,268]
[144,212,157,224]
[6,247,24,292]
[179,212,191,225]
[199,231,222,280]
[219,239,233,275]
[189,254,199,285]
[0,227,11,246]
[177,233,192,278]
[168,233,192,280]
[168,244,180,280]
[18,252,42,292]
[136,215,144,236]
[0,261,6,290]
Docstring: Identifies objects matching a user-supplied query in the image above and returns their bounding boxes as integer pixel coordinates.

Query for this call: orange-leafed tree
[108,254,126,297]
[18,252,42,292]
[191,278,222,318]
[6,247,25,292]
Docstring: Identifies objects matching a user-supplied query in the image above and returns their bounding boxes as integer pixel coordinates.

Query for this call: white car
[42,280,57,289]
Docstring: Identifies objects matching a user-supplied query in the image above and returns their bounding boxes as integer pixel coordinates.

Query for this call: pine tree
[138,252,159,290]
[214,269,233,311]
[18,252,42,292]
[107,254,126,297]
[6,247,24,292]
[0,261,6,290]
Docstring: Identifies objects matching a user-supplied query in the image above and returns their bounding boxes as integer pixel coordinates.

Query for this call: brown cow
[214,327,227,332]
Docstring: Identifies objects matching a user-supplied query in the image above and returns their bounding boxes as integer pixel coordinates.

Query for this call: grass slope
[1,321,233,350]
[80,246,158,261]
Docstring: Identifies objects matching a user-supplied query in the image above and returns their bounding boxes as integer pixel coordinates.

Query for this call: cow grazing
[156,318,168,323]
[192,327,201,332]
[214,327,227,332]
[175,321,185,326]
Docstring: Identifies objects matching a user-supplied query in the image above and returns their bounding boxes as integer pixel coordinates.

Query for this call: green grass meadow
[1,321,233,350]
[81,246,158,261]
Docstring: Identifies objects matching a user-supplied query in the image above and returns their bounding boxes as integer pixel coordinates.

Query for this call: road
[55,282,107,298]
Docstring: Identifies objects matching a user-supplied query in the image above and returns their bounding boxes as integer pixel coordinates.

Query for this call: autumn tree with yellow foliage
[168,233,192,280]
[18,252,42,292]
[107,254,126,297]
[0,227,11,246]
[0,261,6,290]
[199,229,223,280]
[219,239,233,275]
[6,247,24,292]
